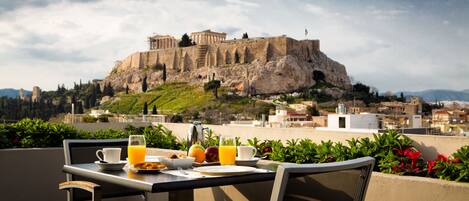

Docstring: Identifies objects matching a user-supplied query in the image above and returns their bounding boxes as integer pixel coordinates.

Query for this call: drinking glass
[219,135,236,165]
[128,135,146,166]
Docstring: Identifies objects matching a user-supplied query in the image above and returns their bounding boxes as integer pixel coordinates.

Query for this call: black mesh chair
[59,139,145,201]
[270,157,375,201]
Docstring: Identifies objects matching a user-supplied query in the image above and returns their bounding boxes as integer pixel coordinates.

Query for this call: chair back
[63,139,143,201]
[270,157,375,201]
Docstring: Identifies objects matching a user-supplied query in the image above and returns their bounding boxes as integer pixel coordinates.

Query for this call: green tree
[204,80,221,98]
[162,64,167,83]
[307,105,320,116]
[179,33,195,47]
[143,102,148,115]
[142,76,148,92]
[242,32,249,39]
[152,105,158,115]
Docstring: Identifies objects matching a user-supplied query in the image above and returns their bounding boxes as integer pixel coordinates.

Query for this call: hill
[100,82,274,122]
[0,88,31,98]
[402,89,469,102]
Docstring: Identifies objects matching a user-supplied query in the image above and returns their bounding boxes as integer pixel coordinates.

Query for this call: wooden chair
[59,139,145,201]
[270,157,375,201]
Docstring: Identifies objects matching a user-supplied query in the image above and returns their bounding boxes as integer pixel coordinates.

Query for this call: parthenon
[190,30,226,45]
[149,30,226,50]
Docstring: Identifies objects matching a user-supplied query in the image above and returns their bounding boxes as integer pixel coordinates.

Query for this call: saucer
[235,157,260,167]
[94,160,127,171]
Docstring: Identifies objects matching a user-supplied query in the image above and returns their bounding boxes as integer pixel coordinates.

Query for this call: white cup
[237,146,257,160]
[96,148,121,163]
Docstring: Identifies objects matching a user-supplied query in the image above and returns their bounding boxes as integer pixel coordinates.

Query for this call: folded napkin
[162,169,216,178]
[162,168,273,179]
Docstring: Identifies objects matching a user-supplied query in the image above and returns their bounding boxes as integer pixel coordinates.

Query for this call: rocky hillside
[103,51,351,96]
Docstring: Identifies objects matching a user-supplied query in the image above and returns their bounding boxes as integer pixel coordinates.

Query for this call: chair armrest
[59,181,101,193]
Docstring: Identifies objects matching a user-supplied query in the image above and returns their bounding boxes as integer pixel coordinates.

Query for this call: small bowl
[160,157,195,169]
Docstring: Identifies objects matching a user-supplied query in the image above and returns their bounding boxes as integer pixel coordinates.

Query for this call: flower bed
[248,130,469,183]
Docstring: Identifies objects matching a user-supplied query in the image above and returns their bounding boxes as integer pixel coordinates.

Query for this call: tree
[143,102,148,115]
[204,80,221,98]
[152,105,157,115]
[104,83,114,97]
[162,64,167,83]
[77,101,84,114]
[242,32,249,39]
[307,105,320,116]
[142,76,148,92]
[125,85,129,94]
[179,33,194,47]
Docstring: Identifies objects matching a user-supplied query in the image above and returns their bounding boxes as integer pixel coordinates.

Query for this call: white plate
[193,165,257,176]
[94,160,127,171]
[236,157,260,162]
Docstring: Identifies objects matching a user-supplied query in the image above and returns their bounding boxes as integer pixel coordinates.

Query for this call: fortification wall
[286,38,320,61]
[116,36,295,73]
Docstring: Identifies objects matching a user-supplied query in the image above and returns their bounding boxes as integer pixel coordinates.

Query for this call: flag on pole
[305,28,308,37]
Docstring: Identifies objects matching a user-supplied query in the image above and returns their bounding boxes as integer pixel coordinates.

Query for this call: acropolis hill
[104,30,351,95]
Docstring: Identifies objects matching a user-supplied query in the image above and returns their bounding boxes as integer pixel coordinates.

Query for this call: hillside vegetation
[101,83,274,121]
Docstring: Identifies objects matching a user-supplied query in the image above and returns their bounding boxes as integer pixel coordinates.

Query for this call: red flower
[394,148,405,156]
[427,160,436,174]
[405,149,421,160]
[436,154,448,162]
[392,165,398,172]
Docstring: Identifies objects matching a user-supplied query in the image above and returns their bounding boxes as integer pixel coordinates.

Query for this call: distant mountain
[401,89,469,102]
[0,88,31,98]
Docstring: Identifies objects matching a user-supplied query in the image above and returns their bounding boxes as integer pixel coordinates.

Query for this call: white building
[327,113,383,130]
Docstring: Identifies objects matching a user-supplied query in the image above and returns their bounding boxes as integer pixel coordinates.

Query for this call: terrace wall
[158,123,469,161]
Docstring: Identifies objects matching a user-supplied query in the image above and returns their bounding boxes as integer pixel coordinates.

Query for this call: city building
[31,86,41,102]
[327,113,384,130]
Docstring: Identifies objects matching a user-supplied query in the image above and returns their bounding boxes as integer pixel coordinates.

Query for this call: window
[339,117,346,128]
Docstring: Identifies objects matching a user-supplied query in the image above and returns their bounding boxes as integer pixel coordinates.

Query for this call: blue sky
[0,0,468,92]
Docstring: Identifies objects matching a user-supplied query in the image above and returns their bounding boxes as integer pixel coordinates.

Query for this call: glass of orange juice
[128,135,146,166]
[219,135,236,165]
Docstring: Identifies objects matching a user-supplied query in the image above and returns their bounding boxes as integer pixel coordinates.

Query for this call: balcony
[1,122,469,201]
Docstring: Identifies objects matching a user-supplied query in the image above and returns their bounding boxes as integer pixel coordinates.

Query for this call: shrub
[97,115,110,122]
[143,124,180,150]
[0,125,12,149]
[10,119,81,148]
[82,115,98,123]
[428,146,469,182]
[92,129,128,139]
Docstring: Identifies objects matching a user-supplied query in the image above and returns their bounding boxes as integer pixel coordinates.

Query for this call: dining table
[62,161,279,201]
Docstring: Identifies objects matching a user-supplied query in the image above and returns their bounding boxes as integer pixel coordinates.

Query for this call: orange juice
[219,145,236,165]
[128,145,146,165]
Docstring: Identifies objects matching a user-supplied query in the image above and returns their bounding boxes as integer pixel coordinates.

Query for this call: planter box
[191,160,469,201]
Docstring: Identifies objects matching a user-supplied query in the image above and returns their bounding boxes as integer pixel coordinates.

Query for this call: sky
[0,0,468,92]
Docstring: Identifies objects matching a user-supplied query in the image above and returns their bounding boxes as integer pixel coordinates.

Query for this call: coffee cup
[96,148,121,163]
[237,146,257,160]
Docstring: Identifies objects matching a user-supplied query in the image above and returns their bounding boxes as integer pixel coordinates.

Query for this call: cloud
[0,0,468,93]
[304,4,326,16]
